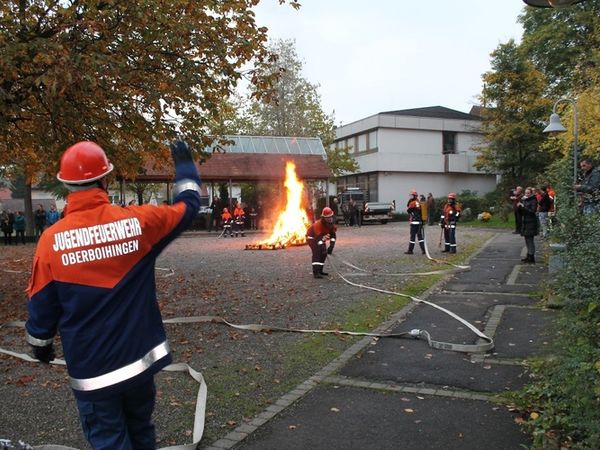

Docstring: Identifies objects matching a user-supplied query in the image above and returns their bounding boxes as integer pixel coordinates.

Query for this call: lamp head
[523,0,587,8]
[543,113,567,133]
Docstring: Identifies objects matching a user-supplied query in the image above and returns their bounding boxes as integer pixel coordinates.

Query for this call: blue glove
[170,140,200,183]
[32,344,55,364]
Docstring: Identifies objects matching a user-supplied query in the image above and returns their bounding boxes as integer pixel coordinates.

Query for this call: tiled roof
[379,106,481,121]
[137,153,331,182]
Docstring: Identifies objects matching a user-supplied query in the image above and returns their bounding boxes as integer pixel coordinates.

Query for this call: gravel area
[0,223,495,448]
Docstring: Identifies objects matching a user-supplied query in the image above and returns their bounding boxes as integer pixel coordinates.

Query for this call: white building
[333,106,497,203]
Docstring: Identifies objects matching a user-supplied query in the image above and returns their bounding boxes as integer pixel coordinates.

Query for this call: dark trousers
[308,238,327,275]
[443,225,457,253]
[76,379,156,450]
[222,222,233,236]
[408,223,425,253]
[208,215,216,231]
[234,219,245,236]
[16,230,25,244]
[524,235,535,256]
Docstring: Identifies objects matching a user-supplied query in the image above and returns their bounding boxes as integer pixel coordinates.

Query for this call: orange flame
[254,162,311,248]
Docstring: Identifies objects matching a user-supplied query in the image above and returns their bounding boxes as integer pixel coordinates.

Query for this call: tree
[475,40,553,187]
[519,0,600,96]
[244,39,332,138]
[0,0,300,225]
[242,39,358,177]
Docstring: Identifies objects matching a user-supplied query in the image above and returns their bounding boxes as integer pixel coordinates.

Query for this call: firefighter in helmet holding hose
[405,189,426,255]
[306,206,337,279]
[440,192,461,253]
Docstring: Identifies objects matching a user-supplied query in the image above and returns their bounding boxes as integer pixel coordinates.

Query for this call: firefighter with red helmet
[25,140,201,449]
[440,192,461,253]
[233,202,246,237]
[405,189,426,255]
[306,206,337,278]
[221,207,234,237]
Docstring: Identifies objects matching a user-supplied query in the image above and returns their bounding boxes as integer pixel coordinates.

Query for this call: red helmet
[409,189,418,196]
[57,141,114,184]
[321,207,334,218]
[448,192,457,199]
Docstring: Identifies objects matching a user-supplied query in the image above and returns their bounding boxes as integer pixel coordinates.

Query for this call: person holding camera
[574,157,600,215]
[517,186,538,264]
[509,186,523,234]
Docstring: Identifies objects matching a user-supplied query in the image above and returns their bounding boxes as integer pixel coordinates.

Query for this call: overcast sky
[252,0,526,126]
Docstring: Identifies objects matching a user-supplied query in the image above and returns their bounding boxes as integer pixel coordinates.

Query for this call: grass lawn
[461,214,515,229]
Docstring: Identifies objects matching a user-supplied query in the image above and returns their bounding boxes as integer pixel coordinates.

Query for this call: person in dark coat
[1,210,14,245]
[208,196,221,232]
[510,186,523,234]
[426,193,436,226]
[574,157,600,215]
[518,186,538,264]
[34,204,46,238]
[537,186,552,239]
[14,211,26,244]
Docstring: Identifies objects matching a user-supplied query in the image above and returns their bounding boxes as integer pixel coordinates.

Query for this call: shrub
[514,181,600,449]
[477,211,492,222]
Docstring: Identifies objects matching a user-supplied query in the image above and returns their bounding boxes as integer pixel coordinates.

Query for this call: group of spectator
[338,198,361,227]
[509,157,600,264]
[1,209,26,245]
[510,185,556,241]
[1,203,61,245]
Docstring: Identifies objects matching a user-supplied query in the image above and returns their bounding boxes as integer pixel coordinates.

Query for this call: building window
[443,131,457,154]
[368,173,378,201]
[358,134,367,152]
[346,136,356,153]
[368,131,377,150]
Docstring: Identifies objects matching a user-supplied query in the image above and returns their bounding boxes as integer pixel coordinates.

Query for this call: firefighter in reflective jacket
[405,189,425,254]
[306,207,337,279]
[233,202,246,237]
[221,207,234,237]
[440,192,461,253]
[25,140,201,449]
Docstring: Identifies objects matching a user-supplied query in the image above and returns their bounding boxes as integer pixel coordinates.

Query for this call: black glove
[32,344,55,364]
[327,246,333,255]
[170,139,200,182]
[440,222,445,228]
[170,139,193,164]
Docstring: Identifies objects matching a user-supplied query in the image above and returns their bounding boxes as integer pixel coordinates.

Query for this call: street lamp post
[543,97,578,191]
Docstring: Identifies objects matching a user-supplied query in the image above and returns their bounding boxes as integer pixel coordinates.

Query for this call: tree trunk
[25,183,33,237]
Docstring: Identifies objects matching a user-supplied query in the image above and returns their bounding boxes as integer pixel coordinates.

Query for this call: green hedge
[514,174,600,449]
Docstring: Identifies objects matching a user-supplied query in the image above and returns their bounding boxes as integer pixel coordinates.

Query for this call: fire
[247,162,311,250]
